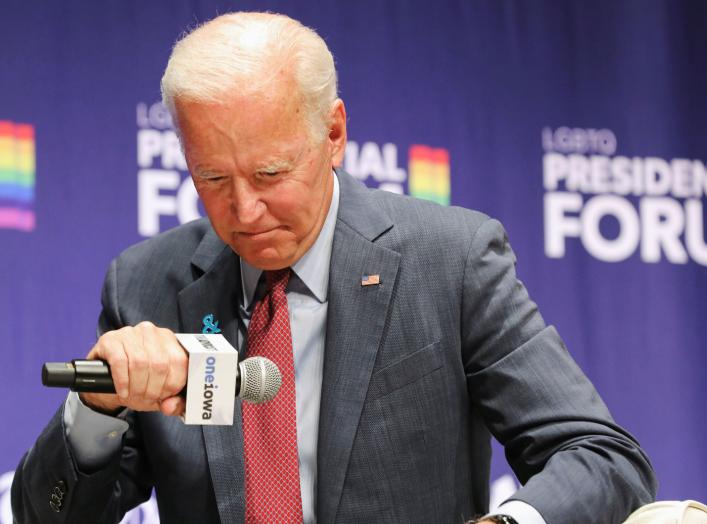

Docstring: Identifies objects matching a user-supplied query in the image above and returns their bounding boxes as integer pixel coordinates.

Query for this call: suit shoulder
[100,218,222,326]
[369,188,492,243]
[115,218,214,268]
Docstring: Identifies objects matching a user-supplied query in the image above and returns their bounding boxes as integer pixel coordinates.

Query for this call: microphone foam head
[238,356,282,404]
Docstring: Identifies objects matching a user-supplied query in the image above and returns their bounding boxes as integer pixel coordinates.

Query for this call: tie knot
[265,268,290,292]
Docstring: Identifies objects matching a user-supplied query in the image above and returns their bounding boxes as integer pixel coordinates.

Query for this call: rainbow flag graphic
[408,145,450,206]
[0,121,36,231]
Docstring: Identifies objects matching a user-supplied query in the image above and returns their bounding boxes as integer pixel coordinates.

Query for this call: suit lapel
[178,229,246,524]
[317,172,400,522]
[174,173,399,523]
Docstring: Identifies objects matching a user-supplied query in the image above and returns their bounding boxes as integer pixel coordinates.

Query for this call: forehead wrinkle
[178,73,312,175]
[256,139,309,169]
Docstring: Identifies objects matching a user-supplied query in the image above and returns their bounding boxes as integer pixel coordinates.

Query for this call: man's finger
[122,326,148,400]
[94,332,130,400]
[159,328,188,397]
[139,322,169,402]
[160,395,185,417]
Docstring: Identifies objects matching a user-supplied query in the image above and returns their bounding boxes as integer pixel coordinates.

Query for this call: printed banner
[1,2,705,521]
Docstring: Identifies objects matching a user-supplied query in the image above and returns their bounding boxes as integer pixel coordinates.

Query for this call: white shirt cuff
[487,499,547,524]
[63,391,129,470]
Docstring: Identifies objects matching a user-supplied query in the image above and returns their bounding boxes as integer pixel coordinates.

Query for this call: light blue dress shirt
[63,171,544,523]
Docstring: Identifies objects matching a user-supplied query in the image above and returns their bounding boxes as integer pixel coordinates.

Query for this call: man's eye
[201,175,226,183]
[259,170,280,177]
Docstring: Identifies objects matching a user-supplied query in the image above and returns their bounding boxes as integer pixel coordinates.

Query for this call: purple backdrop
[1,1,705,520]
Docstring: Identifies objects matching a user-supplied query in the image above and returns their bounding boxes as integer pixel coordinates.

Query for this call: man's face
[175,76,346,270]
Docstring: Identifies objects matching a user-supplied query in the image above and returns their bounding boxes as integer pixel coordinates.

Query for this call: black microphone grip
[42,360,241,397]
[42,360,116,393]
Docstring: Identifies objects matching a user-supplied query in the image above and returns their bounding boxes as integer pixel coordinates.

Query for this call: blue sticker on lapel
[202,313,222,334]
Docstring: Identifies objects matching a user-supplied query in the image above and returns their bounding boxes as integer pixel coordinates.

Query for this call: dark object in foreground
[42,360,115,393]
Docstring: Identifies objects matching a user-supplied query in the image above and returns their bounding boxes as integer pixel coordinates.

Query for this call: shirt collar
[240,172,340,308]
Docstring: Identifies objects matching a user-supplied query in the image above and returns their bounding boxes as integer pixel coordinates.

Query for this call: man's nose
[230,179,264,225]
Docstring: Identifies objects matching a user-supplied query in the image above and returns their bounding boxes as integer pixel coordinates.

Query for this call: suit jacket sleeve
[461,218,657,524]
[11,258,153,523]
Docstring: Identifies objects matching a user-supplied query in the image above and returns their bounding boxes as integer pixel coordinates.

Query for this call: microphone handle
[42,360,116,393]
[42,359,243,396]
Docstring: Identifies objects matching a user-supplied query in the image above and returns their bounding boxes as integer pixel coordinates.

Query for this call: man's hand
[79,321,188,417]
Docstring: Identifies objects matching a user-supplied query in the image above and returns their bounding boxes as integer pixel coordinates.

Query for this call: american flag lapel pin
[361,274,381,286]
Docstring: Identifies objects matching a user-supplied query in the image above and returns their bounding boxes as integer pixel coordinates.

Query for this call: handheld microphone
[41,356,281,404]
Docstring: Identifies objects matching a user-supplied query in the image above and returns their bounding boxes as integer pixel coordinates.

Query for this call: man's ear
[328,99,347,167]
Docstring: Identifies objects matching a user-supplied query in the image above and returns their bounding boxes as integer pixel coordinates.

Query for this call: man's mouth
[237,228,277,239]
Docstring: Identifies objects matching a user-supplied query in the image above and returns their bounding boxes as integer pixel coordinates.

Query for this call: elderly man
[12,11,655,524]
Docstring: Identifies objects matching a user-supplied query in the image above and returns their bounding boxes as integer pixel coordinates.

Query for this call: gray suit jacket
[12,170,656,523]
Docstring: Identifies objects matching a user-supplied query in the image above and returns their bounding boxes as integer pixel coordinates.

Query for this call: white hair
[161,12,338,142]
